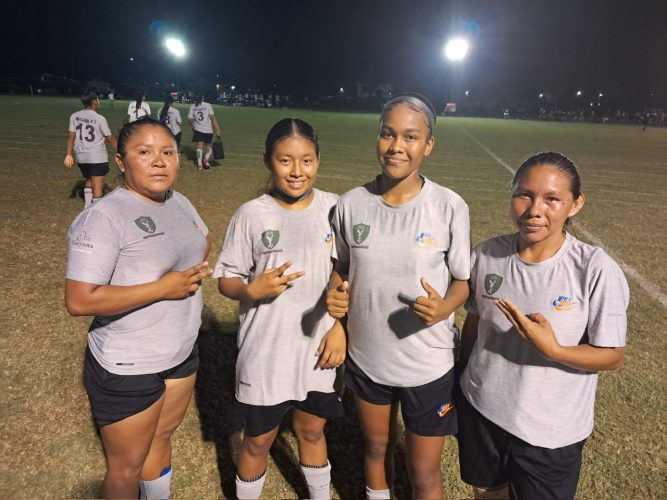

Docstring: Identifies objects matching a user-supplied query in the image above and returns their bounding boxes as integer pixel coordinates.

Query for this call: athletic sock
[236,470,266,499]
[139,466,172,499]
[366,485,391,499]
[196,148,203,166]
[204,146,212,163]
[84,187,93,208]
[92,197,103,204]
[301,461,331,499]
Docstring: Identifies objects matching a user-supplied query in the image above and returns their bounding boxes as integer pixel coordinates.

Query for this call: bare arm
[203,233,212,261]
[210,115,221,136]
[457,312,479,372]
[105,134,117,151]
[495,298,625,371]
[65,262,212,317]
[64,132,76,167]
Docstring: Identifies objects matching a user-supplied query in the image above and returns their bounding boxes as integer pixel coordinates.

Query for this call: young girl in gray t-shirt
[457,152,629,499]
[214,118,345,500]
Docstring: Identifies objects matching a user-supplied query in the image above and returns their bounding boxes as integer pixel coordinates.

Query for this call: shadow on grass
[195,306,409,499]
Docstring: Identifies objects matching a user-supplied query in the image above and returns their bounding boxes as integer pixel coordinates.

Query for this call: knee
[243,435,274,458]
[365,438,391,460]
[294,426,325,446]
[107,459,144,484]
[410,468,441,494]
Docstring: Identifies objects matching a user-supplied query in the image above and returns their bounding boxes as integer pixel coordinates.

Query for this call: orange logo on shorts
[437,402,454,417]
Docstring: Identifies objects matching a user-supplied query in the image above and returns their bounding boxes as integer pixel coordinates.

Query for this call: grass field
[0,95,665,499]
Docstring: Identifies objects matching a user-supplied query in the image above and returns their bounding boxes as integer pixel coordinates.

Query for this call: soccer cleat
[202,157,210,169]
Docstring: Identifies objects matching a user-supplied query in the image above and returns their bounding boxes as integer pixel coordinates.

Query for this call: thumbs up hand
[413,277,452,326]
[326,280,349,319]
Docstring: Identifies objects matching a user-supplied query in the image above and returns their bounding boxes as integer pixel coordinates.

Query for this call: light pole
[443,38,469,112]
[164,38,186,91]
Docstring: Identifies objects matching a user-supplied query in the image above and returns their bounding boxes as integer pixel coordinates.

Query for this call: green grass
[0,96,665,499]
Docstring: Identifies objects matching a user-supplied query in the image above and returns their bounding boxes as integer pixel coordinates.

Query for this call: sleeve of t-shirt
[127,103,133,114]
[446,198,471,281]
[213,213,254,280]
[331,201,349,268]
[144,103,151,115]
[66,209,122,285]
[586,252,629,348]
[68,114,76,133]
[175,109,182,124]
[463,244,479,315]
[207,103,215,116]
[99,116,112,137]
[187,106,194,120]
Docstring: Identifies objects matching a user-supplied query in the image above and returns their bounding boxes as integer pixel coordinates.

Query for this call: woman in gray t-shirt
[457,152,629,499]
[65,118,212,499]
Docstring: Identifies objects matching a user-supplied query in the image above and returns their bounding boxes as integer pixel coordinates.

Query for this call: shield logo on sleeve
[352,224,370,244]
[484,273,503,295]
[261,230,280,249]
[134,216,156,234]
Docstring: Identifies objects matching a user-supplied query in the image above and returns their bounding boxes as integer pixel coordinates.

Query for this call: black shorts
[78,162,110,178]
[173,132,182,148]
[192,130,213,144]
[83,344,199,428]
[344,356,457,437]
[455,384,586,500]
[235,391,344,437]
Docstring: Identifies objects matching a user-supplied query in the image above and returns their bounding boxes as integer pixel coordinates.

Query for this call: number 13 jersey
[68,109,112,164]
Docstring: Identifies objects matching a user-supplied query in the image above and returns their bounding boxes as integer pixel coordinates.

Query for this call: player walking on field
[327,93,471,499]
[188,92,221,170]
[65,118,213,499]
[456,152,629,500]
[157,95,183,149]
[64,92,117,208]
[214,118,346,499]
[127,91,151,123]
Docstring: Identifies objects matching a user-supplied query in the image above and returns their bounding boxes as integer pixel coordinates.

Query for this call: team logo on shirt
[352,224,370,245]
[324,232,333,247]
[261,230,280,249]
[437,402,454,417]
[415,232,434,246]
[134,216,156,234]
[484,273,503,295]
[552,295,577,311]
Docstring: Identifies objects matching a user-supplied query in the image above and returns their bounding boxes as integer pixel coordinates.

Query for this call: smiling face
[377,102,434,182]
[115,124,179,202]
[511,163,585,251]
[265,135,319,202]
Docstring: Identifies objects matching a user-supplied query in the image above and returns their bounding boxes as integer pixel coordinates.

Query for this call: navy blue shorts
[78,162,110,178]
[192,130,213,144]
[344,356,457,437]
[83,344,199,427]
[455,382,586,500]
[234,391,344,437]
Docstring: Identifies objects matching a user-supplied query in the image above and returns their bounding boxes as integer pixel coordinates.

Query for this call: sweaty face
[511,164,584,249]
[377,103,434,181]
[266,135,319,202]
[115,125,179,202]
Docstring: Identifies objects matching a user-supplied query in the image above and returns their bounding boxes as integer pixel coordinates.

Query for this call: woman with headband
[327,93,470,499]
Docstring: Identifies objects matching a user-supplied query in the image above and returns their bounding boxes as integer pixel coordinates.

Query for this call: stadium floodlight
[231,85,236,91]
[444,38,469,61]
[599,92,604,97]
[465,90,470,96]
[539,93,544,98]
[165,38,186,58]
[576,90,582,96]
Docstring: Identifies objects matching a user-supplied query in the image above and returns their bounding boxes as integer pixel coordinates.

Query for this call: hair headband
[381,95,436,131]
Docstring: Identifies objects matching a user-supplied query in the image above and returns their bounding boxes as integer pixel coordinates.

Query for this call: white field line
[459,126,667,309]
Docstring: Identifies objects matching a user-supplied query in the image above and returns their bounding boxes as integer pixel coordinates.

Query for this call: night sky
[3,0,666,104]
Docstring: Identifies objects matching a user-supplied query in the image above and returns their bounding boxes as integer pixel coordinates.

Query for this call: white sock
[366,485,391,499]
[236,471,266,499]
[301,461,331,499]
[139,466,172,499]
[204,146,212,162]
[84,187,93,208]
[196,149,203,166]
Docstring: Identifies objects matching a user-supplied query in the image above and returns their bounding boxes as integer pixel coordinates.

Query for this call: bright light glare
[165,38,186,58]
[444,38,469,61]
[576,90,582,96]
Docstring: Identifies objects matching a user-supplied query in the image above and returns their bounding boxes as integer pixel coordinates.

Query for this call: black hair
[117,117,175,157]
[80,92,99,108]
[264,118,320,158]
[134,91,144,114]
[194,92,203,106]
[381,92,437,137]
[159,95,174,124]
[512,152,582,199]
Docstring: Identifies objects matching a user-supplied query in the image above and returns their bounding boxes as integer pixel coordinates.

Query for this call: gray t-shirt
[333,176,470,387]
[460,232,629,448]
[68,109,112,164]
[66,188,209,375]
[213,189,339,405]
